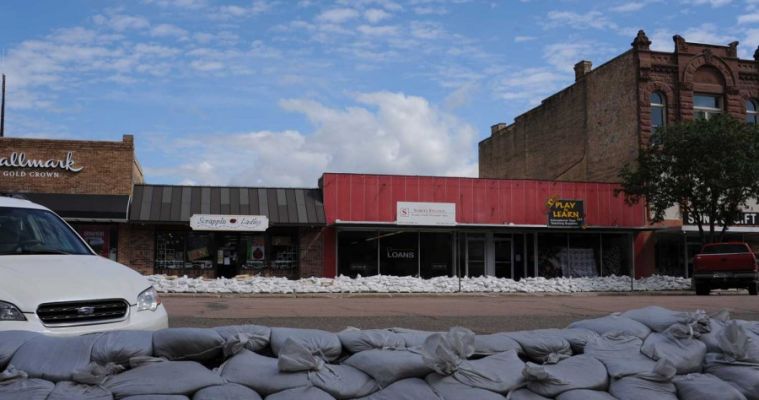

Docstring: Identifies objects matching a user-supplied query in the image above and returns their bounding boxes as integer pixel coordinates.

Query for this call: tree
[618,114,759,244]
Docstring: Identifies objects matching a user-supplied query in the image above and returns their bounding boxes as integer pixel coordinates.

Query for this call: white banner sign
[396,201,456,226]
[190,214,269,231]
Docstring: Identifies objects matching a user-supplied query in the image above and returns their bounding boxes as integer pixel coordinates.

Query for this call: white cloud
[514,35,537,43]
[317,8,360,23]
[414,6,448,15]
[542,41,613,70]
[145,92,478,186]
[648,24,737,51]
[739,12,759,24]
[689,0,731,6]
[545,10,617,31]
[357,25,400,36]
[364,8,391,23]
[494,68,566,105]
[410,21,445,39]
[610,2,647,12]
[144,0,207,9]
[150,23,188,38]
[93,14,150,31]
[211,1,271,19]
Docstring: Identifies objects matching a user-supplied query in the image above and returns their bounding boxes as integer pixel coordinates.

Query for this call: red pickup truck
[693,242,759,295]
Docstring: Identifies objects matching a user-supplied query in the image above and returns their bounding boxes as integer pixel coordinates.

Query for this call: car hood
[0,255,150,312]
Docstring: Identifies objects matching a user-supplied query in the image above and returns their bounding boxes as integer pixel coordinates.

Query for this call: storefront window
[241,234,266,271]
[537,233,567,278]
[566,234,601,277]
[271,235,298,273]
[465,234,486,277]
[380,231,419,276]
[420,232,453,278]
[338,231,379,277]
[73,224,118,260]
[186,233,213,270]
[601,234,631,277]
[655,233,685,277]
[155,231,186,271]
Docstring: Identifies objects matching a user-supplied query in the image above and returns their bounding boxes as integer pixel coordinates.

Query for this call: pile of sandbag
[0,305,758,399]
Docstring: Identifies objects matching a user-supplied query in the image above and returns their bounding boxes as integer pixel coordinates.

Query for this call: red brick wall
[117,223,155,275]
[299,227,325,278]
[0,135,141,195]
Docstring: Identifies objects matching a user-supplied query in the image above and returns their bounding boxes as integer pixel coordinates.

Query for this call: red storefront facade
[320,173,654,280]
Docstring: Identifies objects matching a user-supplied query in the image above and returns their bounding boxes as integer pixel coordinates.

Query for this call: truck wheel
[749,283,758,296]
[695,282,710,296]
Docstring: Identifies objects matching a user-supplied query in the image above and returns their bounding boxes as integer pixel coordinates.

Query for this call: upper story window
[747,99,759,124]
[650,91,666,130]
[693,94,722,120]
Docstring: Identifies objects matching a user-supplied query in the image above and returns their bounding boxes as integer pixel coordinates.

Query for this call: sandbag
[344,349,433,387]
[555,389,616,400]
[270,327,342,361]
[425,374,507,400]
[9,334,99,382]
[122,396,189,400]
[673,373,747,400]
[152,328,224,363]
[568,314,651,339]
[473,333,522,356]
[192,383,263,400]
[704,321,759,363]
[507,389,551,400]
[72,362,125,386]
[506,329,572,363]
[640,323,707,374]
[558,328,599,354]
[0,331,39,370]
[699,310,731,353]
[389,328,441,348]
[422,328,524,394]
[219,349,309,396]
[91,331,154,366]
[354,378,440,400]
[522,355,608,397]
[104,360,225,398]
[622,306,709,333]
[704,354,759,400]
[338,328,406,353]
[47,381,113,400]
[0,378,54,400]
[608,359,678,400]
[583,333,657,378]
[214,325,271,357]
[264,386,335,400]
[277,339,378,399]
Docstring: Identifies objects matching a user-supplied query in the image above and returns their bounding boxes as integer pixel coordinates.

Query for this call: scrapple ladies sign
[546,198,585,227]
[190,214,269,231]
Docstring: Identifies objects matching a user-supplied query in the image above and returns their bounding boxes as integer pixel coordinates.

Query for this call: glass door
[466,234,486,277]
[494,236,513,278]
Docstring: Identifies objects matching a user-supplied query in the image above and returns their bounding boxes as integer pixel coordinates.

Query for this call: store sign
[190,214,269,231]
[386,247,415,259]
[396,201,456,226]
[684,211,759,226]
[0,151,83,177]
[547,198,585,227]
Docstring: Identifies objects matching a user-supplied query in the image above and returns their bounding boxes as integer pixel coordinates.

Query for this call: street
[163,292,759,332]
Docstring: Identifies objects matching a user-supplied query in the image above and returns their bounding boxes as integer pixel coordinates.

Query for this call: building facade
[479,31,759,276]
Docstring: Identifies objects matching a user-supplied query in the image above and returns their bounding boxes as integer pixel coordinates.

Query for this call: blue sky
[0,0,754,186]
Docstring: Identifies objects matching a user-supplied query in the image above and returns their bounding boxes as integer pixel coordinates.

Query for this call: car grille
[36,299,129,326]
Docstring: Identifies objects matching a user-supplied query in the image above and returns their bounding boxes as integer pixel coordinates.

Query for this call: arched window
[747,99,758,124]
[650,91,666,130]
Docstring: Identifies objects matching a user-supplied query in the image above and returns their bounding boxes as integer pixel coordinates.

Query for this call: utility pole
[0,74,5,137]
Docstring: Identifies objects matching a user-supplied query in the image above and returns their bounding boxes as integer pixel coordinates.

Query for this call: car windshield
[0,207,92,255]
[701,244,750,254]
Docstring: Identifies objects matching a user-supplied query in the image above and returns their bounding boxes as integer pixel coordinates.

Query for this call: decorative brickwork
[117,224,155,275]
[299,227,325,278]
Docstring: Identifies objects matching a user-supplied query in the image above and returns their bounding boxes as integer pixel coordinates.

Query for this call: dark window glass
[0,207,91,255]
[380,231,418,276]
[338,231,378,277]
[650,92,664,105]
[694,94,721,109]
[701,244,750,254]
[650,91,666,132]
[465,234,486,277]
[746,99,758,124]
[155,231,186,270]
[420,232,453,278]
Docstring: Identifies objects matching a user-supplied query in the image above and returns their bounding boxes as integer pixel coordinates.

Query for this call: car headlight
[0,301,26,321]
[137,287,161,312]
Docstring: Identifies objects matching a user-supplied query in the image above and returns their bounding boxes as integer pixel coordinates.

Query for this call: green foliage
[618,114,759,243]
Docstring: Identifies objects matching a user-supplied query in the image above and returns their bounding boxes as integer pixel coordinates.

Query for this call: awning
[14,193,130,222]
[129,184,325,225]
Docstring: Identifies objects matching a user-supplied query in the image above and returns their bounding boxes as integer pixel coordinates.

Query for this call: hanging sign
[396,201,456,226]
[546,197,585,227]
[190,214,269,231]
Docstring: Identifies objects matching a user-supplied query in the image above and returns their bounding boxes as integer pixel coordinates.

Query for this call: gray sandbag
[193,383,263,400]
[621,306,708,333]
[702,321,759,363]
[507,389,551,400]
[264,386,335,400]
[0,378,54,400]
[608,359,678,400]
[422,328,524,394]
[425,374,507,400]
[9,334,99,382]
[473,333,523,356]
[558,328,600,354]
[214,325,271,357]
[703,354,759,400]
[219,349,309,396]
[72,362,126,386]
[344,349,433,387]
[522,355,608,398]
[506,329,572,363]
[389,328,441,348]
[640,323,706,374]
[555,389,616,400]
[698,310,731,353]
[270,327,342,362]
[277,339,378,399]
[338,328,406,353]
[122,397,189,400]
[355,378,440,400]
[583,333,657,378]
[91,331,153,366]
[104,360,225,398]
[0,331,40,370]
[567,314,651,339]
[47,381,113,400]
[152,328,224,363]
[673,373,747,400]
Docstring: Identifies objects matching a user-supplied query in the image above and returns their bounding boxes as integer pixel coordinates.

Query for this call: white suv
[0,196,168,335]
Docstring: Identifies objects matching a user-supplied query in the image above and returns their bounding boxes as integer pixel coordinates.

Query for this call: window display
[338,231,379,277]
[380,231,419,276]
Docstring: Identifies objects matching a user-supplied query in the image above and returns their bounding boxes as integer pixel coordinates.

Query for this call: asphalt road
[163,292,759,333]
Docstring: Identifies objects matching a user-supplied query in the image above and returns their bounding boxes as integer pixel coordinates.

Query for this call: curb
[159,290,699,299]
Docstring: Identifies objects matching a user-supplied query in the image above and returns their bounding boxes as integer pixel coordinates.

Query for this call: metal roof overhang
[13,193,130,222]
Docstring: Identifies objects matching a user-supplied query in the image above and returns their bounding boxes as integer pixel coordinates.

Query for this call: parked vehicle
[692,242,759,295]
[0,196,168,334]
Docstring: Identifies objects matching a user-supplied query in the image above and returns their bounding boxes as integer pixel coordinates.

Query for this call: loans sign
[546,198,585,227]
[396,201,456,226]
[190,214,269,231]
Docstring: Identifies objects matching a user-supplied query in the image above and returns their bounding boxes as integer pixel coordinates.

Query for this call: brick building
[479,31,759,276]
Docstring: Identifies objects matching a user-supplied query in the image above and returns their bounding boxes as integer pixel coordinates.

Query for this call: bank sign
[547,198,585,227]
[190,214,269,231]
[396,202,456,226]
[0,151,83,178]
